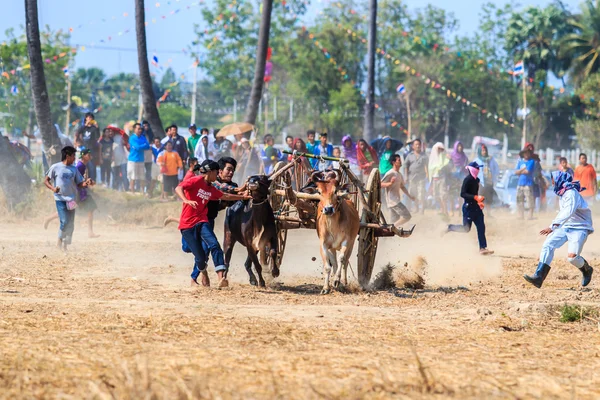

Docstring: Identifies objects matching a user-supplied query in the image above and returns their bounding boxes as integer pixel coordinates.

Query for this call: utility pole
[289,98,293,122]
[521,74,527,149]
[233,98,237,122]
[190,59,198,125]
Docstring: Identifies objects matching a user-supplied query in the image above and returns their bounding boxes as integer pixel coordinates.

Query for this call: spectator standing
[449,141,469,214]
[341,135,360,176]
[98,128,113,187]
[574,153,597,204]
[142,120,154,143]
[381,154,415,228]
[44,146,91,251]
[515,149,536,219]
[212,130,232,159]
[111,133,129,191]
[161,124,189,164]
[75,148,100,238]
[306,130,317,168]
[235,137,261,179]
[428,142,450,217]
[404,138,429,214]
[187,124,201,159]
[195,134,211,163]
[356,139,379,180]
[284,135,294,154]
[157,141,183,200]
[371,136,403,175]
[314,132,334,171]
[474,144,500,214]
[526,142,548,211]
[261,134,282,174]
[128,123,150,193]
[558,157,574,176]
[331,147,342,169]
[75,112,100,181]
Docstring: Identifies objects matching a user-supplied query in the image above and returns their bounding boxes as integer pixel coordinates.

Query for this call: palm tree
[25,0,60,164]
[244,0,274,125]
[505,5,567,78]
[363,0,377,143]
[135,0,164,137]
[559,0,600,85]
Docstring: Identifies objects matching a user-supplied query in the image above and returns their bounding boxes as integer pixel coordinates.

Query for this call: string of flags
[303,27,410,135]
[338,23,516,129]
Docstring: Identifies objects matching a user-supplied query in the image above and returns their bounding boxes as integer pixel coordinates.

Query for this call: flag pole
[521,61,527,149]
[405,89,411,140]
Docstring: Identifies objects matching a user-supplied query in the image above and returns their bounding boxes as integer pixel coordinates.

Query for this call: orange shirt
[574,164,597,198]
[157,151,183,176]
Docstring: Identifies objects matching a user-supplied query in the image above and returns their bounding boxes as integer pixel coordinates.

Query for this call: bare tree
[244,0,274,125]
[363,0,377,142]
[135,0,164,137]
[25,0,60,164]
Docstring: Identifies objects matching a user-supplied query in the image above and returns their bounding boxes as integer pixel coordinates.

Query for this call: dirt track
[2,203,600,399]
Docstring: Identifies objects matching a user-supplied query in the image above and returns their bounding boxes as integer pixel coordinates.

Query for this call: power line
[73,44,187,54]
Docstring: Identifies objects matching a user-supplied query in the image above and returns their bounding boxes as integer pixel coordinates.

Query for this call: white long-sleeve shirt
[551,189,594,232]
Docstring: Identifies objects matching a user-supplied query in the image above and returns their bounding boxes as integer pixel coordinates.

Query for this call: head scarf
[356,139,379,169]
[477,144,490,162]
[341,135,357,163]
[450,141,468,167]
[553,171,584,196]
[428,142,446,171]
[466,161,481,179]
[291,137,308,153]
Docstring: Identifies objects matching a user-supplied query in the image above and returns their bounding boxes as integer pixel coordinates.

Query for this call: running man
[381,154,415,228]
[524,171,594,288]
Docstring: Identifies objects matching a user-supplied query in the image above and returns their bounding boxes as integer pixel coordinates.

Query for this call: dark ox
[224,175,279,287]
[313,171,360,294]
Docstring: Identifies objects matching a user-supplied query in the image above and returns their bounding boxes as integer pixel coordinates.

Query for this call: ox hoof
[333,280,341,289]
[271,267,280,278]
[249,276,258,286]
[259,280,266,288]
[321,288,330,295]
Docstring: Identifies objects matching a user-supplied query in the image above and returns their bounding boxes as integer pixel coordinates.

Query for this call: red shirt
[183,169,195,181]
[178,175,223,230]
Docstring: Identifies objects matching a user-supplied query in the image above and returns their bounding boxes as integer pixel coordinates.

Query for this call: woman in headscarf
[356,139,379,181]
[341,135,360,175]
[290,137,313,188]
[525,142,548,211]
[474,144,500,214]
[194,134,210,163]
[428,142,450,217]
[448,141,469,214]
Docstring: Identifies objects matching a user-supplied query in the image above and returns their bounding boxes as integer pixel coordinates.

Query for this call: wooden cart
[268,151,414,288]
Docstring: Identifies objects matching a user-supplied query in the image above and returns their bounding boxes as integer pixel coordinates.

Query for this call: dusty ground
[1,192,600,399]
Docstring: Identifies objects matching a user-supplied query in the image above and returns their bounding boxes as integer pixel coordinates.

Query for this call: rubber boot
[579,261,593,287]
[523,263,551,288]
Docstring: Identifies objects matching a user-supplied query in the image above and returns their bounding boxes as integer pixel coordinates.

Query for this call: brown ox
[313,171,360,294]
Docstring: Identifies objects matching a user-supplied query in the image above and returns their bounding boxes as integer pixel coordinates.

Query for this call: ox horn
[310,170,325,183]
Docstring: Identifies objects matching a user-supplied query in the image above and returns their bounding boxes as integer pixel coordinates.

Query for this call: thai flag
[513,61,524,75]
[10,85,18,95]
[396,83,406,94]
[62,66,69,76]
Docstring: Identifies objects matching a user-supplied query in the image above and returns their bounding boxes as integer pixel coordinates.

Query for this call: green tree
[559,0,600,86]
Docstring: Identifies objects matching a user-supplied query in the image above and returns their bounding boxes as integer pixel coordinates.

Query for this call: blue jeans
[448,204,487,249]
[181,221,226,281]
[55,200,76,245]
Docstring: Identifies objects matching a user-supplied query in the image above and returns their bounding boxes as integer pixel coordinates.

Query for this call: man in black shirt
[75,112,100,181]
[446,161,494,255]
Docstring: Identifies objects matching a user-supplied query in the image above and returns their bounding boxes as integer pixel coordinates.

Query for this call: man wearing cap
[175,160,250,287]
[523,171,594,288]
[187,124,201,160]
[446,161,494,255]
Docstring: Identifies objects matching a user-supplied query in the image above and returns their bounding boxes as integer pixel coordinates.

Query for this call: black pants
[448,204,487,249]
[100,159,111,185]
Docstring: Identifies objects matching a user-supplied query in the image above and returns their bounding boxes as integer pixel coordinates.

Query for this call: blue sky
[1,0,581,82]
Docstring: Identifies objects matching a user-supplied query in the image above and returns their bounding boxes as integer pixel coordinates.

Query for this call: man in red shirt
[574,153,597,203]
[175,160,249,287]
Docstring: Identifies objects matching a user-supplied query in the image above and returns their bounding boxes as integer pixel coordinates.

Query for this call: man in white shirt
[524,171,594,288]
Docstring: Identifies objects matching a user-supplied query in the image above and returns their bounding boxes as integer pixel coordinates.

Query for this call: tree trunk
[135,0,164,138]
[244,0,274,125]
[363,0,377,142]
[25,0,60,165]
[0,139,32,209]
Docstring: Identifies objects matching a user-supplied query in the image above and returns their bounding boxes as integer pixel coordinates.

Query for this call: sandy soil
[1,199,600,399]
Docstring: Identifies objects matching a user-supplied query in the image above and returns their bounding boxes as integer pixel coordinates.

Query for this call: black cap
[198,160,219,173]
[189,123,197,129]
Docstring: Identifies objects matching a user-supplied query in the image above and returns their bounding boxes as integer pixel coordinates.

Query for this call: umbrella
[216,122,254,138]
[106,125,129,147]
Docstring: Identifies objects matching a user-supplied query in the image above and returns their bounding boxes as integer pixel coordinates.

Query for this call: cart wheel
[269,161,289,266]
[357,168,381,289]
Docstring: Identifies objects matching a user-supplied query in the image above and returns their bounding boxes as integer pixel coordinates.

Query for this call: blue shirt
[516,159,535,186]
[314,143,334,171]
[128,134,150,163]
[46,162,84,202]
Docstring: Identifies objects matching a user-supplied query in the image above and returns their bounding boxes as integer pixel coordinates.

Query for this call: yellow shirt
[157,151,183,176]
